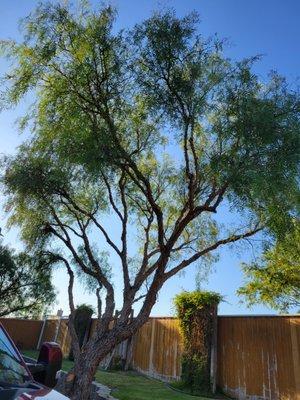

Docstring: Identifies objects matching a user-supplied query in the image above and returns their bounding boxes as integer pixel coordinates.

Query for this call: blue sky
[0,0,299,316]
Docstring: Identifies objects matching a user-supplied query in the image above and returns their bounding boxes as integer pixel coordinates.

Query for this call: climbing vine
[174,291,222,395]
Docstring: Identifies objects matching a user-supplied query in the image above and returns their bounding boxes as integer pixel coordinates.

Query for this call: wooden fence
[0,317,71,355]
[1,315,299,399]
[131,317,182,381]
[0,318,43,349]
[217,316,300,400]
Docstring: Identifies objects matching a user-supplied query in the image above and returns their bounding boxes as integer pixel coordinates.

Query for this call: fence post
[60,318,68,356]
[210,305,218,394]
[54,317,62,343]
[104,310,120,370]
[149,318,156,376]
[124,309,135,370]
[36,315,47,350]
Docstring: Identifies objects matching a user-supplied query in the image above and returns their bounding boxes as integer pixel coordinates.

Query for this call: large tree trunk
[63,273,162,399]
[68,358,98,400]
[68,364,97,400]
[65,342,113,400]
[64,321,143,400]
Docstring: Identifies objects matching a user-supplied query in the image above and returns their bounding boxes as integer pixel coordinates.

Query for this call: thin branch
[164,227,263,280]
[51,222,83,239]
[59,192,122,257]
[132,294,147,304]
[101,172,123,221]
[119,174,130,291]
[134,213,154,287]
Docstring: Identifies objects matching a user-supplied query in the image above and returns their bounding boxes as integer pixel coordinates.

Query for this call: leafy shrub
[68,304,94,360]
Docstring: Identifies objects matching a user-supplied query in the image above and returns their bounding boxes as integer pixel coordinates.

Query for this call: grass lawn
[22,350,214,400]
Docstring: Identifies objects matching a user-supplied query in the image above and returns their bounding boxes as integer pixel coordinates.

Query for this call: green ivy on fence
[174,291,222,396]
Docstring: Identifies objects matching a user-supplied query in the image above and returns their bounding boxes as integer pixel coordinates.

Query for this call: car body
[0,323,69,400]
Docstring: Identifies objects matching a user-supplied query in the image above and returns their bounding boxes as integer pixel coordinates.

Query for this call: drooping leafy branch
[238,221,300,312]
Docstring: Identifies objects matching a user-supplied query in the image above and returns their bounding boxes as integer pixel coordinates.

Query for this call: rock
[55,370,68,394]
[55,370,118,400]
[91,381,118,400]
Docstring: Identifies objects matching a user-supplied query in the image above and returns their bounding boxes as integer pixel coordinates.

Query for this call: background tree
[1,3,299,399]
[238,221,300,312]
[0,244,55,318]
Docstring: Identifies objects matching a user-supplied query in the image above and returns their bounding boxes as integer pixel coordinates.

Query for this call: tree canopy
[1,2,299,398]
[0,243,55,317]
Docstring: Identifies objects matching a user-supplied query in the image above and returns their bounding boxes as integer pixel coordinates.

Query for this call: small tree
[0,244,55,318]
[238,221,300,312]
[1,3,299,399]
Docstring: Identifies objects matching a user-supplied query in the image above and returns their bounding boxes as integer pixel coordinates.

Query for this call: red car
[0,323,69,399]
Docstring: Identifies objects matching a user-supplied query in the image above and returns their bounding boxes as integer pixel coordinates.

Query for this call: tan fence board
[0,318,42,350]
[217,316,300,400]
[132,318,182,381]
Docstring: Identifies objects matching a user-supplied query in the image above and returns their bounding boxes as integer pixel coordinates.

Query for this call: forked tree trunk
[62,274,162,399]
[64,319,146,400]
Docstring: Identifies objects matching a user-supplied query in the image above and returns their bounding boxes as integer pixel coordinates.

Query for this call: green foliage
[74,304,94,344]
[0,244,55,317]
[174,291,221,395]
[132,12,300,237]
[238,221,300,312]
[179,354,211,395]
[174,291,222,309]
[174,291,222,332]
[75,303,94,314]
[1,3,299,252]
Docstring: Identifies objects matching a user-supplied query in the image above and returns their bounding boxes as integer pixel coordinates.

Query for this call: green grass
[94,370,211,400]
[22,350,214,400]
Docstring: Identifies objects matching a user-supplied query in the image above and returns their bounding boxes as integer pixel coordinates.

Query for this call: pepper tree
[1,3,299,399]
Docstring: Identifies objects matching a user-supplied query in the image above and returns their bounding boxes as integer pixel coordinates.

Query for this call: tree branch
[164,227,262,280]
